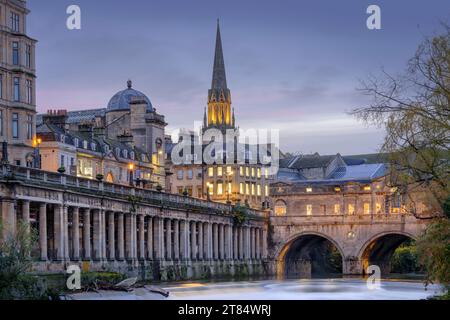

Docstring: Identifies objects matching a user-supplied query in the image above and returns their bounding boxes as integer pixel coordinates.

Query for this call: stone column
[39,203,48,261]
[22,201,30,235]
[1,199,16,240]
[252,228,256,260]
[173,220,180,260]
[190,221,197,260]
[153,217,163,259]
[203,222,211,260]
[63,206,70,260]
[180,220,190,260]
[197,222,203,260]
[72,207,80,260]
[108,212,115,260]
[255,228,260,260]
[92,209,102,260]
[54,205,64,260]
[83,209,91,260]
[117,212,124,260]
[146,216,153,260]
[131,214,137,259]
[101,210,107,260]
[139,215,145,260]
[239,227,244,260]
[233,226,238,260]
[125,213,132,259]
[224,224,231,260]
[213,224,219,260]
[262,228,268,259]
[219,224,225,260]
[165,219,172,260]
[245,226,251,260]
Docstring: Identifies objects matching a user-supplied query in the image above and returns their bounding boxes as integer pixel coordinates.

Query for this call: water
[162,278,442,300]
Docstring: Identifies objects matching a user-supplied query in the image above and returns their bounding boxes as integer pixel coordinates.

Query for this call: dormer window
[116,147,121,157]
[74,138,79,147]
[130,151,135,160]
[83,140,88,149]
[91,142,96,151]
[123,150,128,158]
[104,145,109,153]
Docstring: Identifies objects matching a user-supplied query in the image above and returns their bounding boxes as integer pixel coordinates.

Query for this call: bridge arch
[358,231,417,275]
[276,231,345,279]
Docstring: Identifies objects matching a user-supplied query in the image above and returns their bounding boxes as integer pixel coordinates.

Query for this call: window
[240,183,244,194]
[239,166,244,177]
[115,147,120,157]
[264,167,269,179]
[130,151,135,160]
[187,169,193,180]
[251,167,255,177]
[348,204,355,215]
[251,183,255,195]
[104,145,109,153]
[197,186,203,198]
[26,44,31,68]
[334,187,341,192]
[334,204,341,214]
[363,202,371,214]
[123,150,128,158]
[177,170,183,180]
[363,186,371,191]
[10,12,20,32]
[83,140,88,149]
[12,113,19,138]
[217,183,223,195]
[265,185,269,197]
[245,183,250,195]
[0,74,3,99]
[0,110,3,136]
[275,200,287,216]
[74,138,79,147]
[257,168,261,179]
[245,167,249,177]
[208,167,214,177]
[60,155,65,167]
[257,184,261,196]
[177,187,184,195]
[217,166,223,176]
[26,115,32,139]
[226,166,232,174]
[306,205,313,216]
[376,203,382,214]
[13,77,20,101]
[306,187,313,193]
[12,42,19,65]
[227,182,232,194]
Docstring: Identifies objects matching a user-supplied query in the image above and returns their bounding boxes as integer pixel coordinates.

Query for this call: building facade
[0,0,37,167]
[36,81,168,190]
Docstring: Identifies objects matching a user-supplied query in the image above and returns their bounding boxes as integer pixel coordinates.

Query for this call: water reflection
[164,278,442,300]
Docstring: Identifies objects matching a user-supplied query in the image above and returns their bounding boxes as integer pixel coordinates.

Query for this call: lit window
[257,168,261,178]
[208,167,214,177]
[239,183,244,194]
[251,167,255,177]
[208,183,214,195]
[306,205,313,216]
[364,186,371,191]
[275,200,287,216]
[265,185,269,196]
[306,187,313,193]
[239,166,244,176]
[217,183,223,195]
[334,204,341,214]
[348,204,355,215]
[251,183,255,195]
[264,167,269,179]
[226,166,232,174]
[217,166,223,176]
[334,187,341,192]
[245,167,249,177]
[257,184,261,196]
[246,183,250,195]
[364,202,371,214]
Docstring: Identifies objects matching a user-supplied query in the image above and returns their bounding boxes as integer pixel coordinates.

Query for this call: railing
[1,164,264,218]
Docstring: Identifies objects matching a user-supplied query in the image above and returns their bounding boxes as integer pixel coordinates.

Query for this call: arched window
[274,200,287,216]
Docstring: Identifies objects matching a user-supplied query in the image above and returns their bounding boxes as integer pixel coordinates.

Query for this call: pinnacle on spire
[211,19,227,92]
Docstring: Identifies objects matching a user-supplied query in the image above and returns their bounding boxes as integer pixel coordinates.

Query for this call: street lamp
[32,137,42,169]
[128,163,134,186]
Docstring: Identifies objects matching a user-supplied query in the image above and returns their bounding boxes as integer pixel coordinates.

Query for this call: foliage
[232,204,250,225]
[0,222,58,300]
[390,242,422,274]
[416,219,450,290]
[351,24,450,215]
[81,272,126,290]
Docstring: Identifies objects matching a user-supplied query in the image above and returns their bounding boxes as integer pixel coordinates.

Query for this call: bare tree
[352,24,450,218]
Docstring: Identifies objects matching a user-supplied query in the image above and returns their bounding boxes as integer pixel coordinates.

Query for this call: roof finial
[127,79,132,89]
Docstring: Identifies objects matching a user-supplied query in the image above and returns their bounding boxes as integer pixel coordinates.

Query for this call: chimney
[43,109,68,131]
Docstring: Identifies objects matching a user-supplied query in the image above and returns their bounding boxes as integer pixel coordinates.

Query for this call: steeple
[211,19,228,93]
[205,20,234,132]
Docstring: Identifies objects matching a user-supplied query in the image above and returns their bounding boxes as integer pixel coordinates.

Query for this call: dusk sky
[28,0,450,155]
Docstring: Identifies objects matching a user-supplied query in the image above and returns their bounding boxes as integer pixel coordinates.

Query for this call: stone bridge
[268,213,430,277]
[0,165,268,281]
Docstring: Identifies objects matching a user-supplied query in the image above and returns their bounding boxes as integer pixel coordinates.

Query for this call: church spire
[211,19,228,92]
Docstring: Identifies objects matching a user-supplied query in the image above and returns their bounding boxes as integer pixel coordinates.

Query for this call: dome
[107,80,153,112]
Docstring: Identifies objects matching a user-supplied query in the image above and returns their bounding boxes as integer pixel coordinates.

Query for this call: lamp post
[33,137,42,169]
[128,163,134,187]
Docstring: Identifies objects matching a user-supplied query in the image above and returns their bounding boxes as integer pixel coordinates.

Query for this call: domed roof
[107,80,153,112]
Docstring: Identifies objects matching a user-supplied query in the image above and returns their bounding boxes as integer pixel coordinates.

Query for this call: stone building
[0,0,37,167]
[166,22,274,209]
[36,81,167,189]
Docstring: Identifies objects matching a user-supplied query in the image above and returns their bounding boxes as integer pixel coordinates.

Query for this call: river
[70,278,443,300]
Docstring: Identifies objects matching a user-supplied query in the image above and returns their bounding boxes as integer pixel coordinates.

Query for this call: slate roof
[36,108,106,126]
[107,80,153,112]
